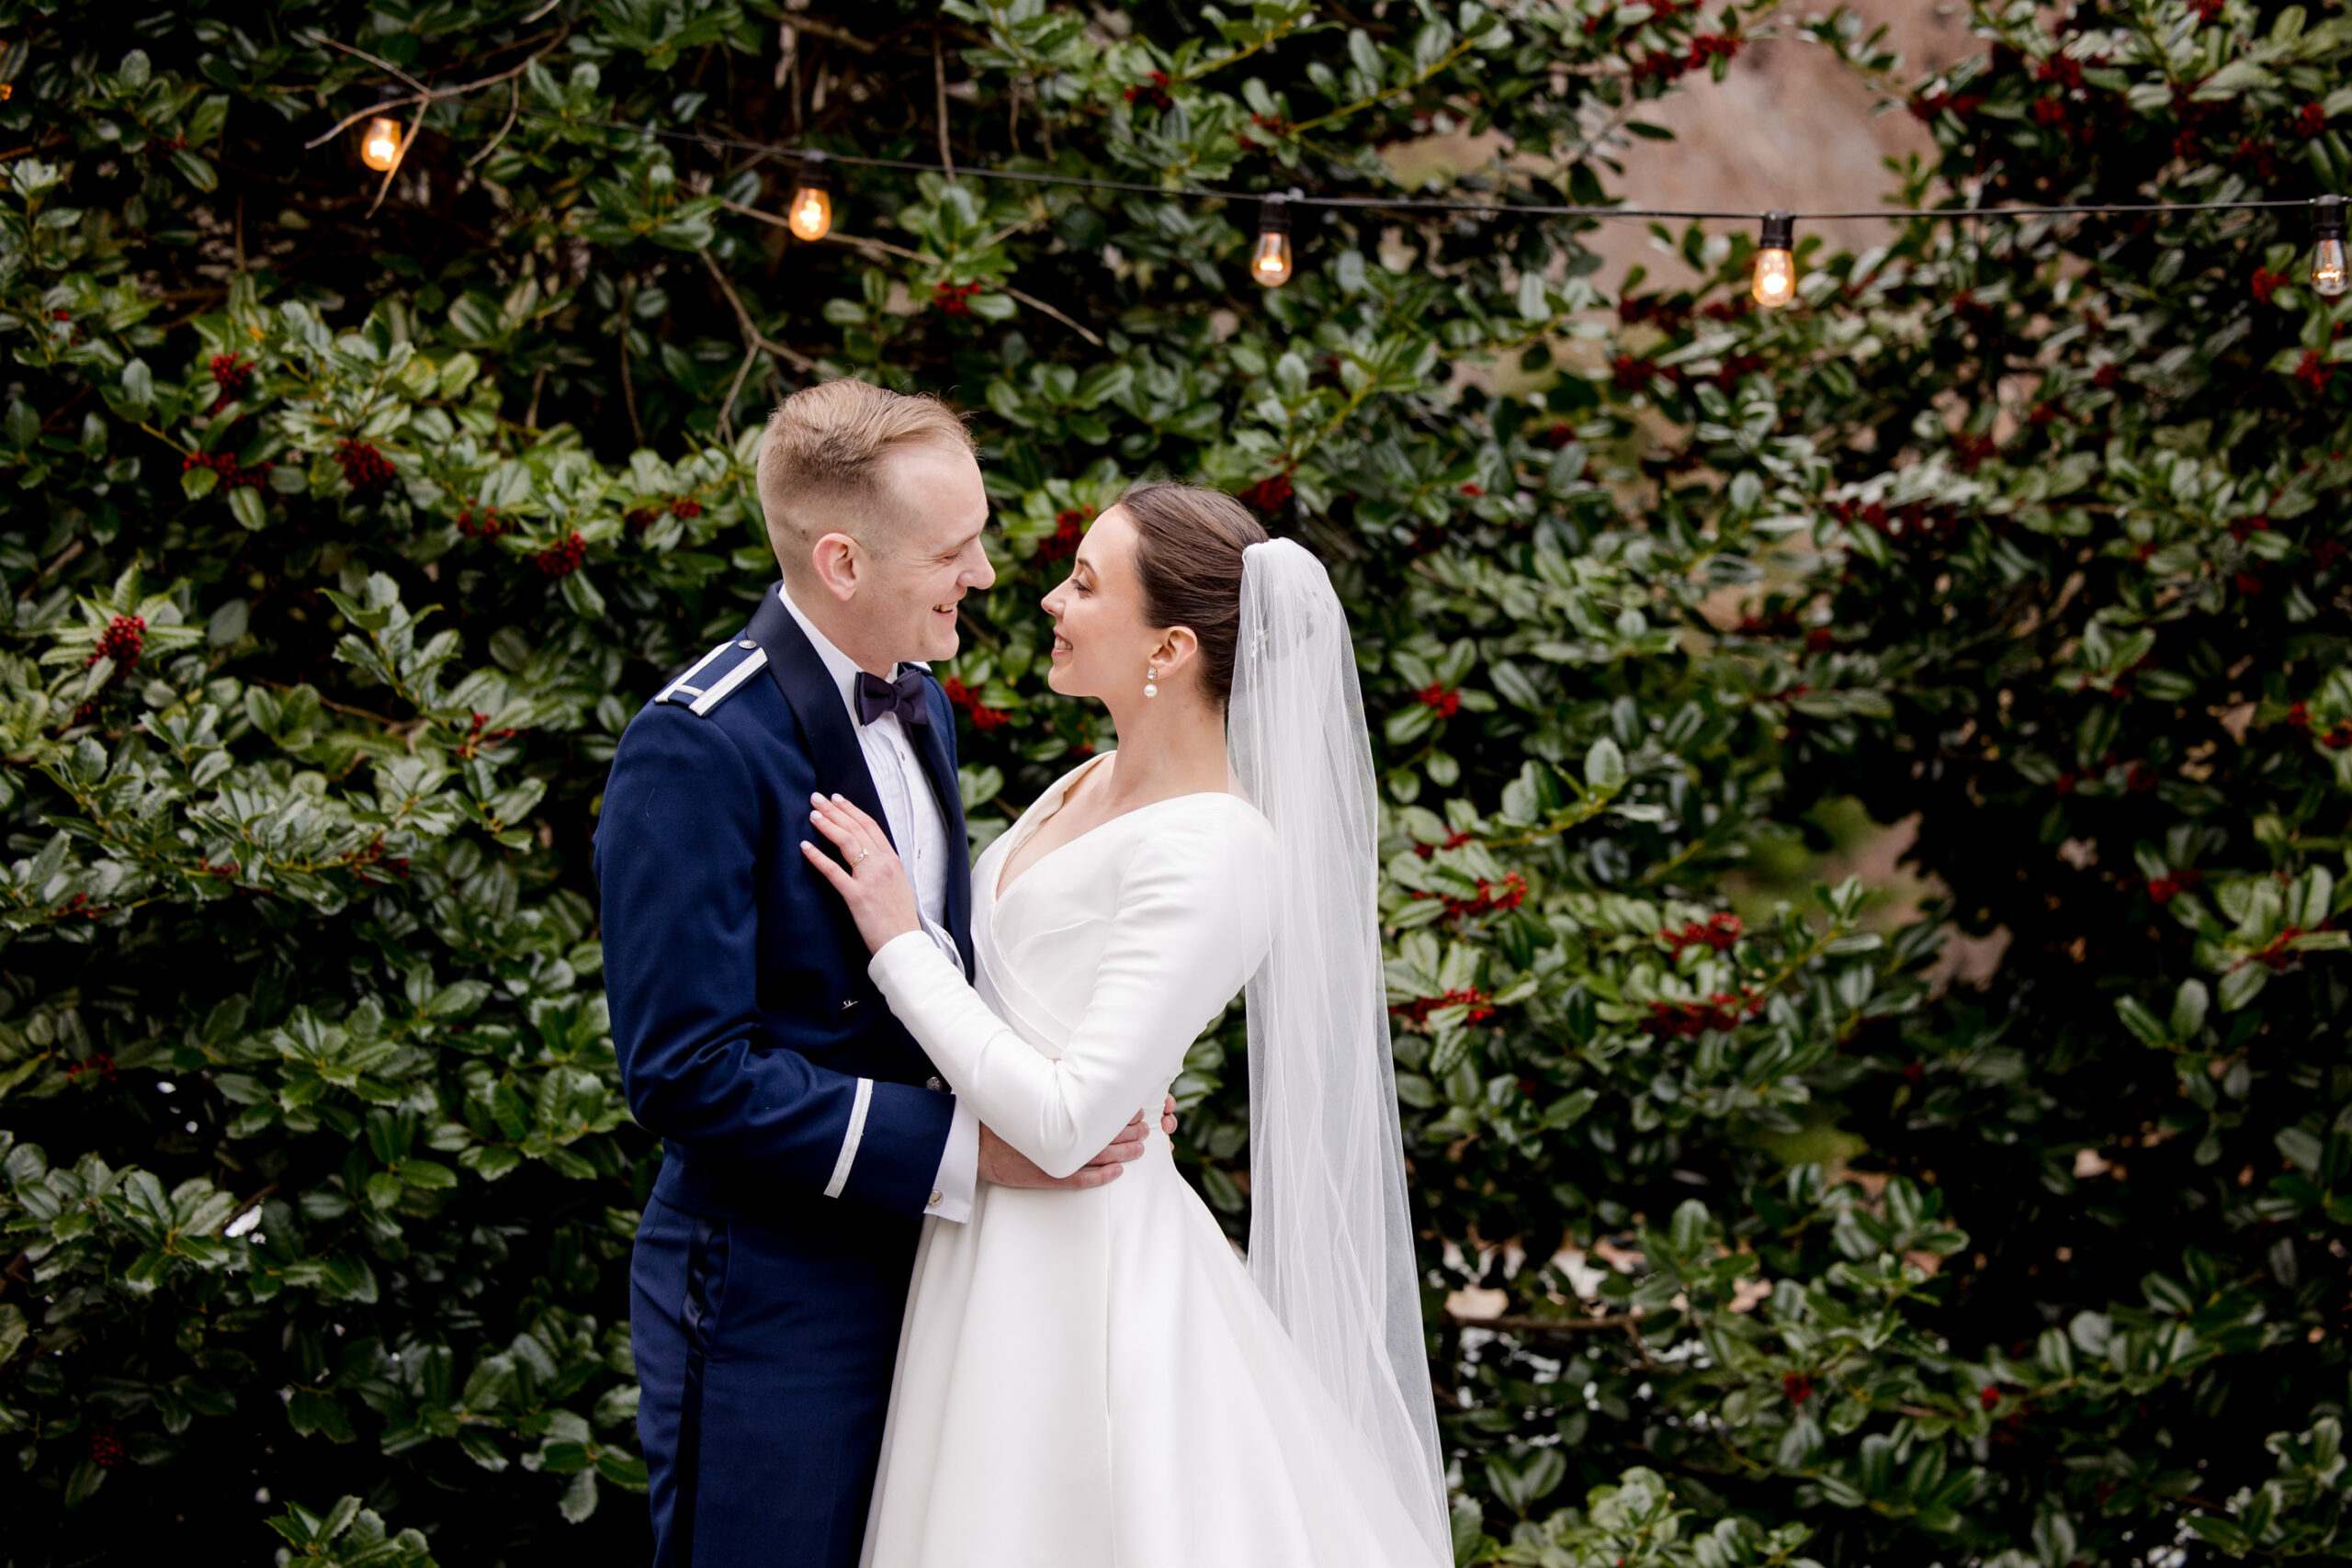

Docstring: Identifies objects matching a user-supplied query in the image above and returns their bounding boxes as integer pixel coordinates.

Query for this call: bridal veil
[1228,538,1451,1560]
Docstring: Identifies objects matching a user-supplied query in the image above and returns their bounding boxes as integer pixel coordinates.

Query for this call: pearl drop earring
[1144,664,1158,699]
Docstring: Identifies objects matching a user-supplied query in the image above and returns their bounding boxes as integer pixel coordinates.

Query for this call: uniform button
[925,1076,944,1092]
[926,1190,943,1208]
[739,640,757,649]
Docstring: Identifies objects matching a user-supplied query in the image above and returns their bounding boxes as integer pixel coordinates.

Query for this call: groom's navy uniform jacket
[596,585,975,1568]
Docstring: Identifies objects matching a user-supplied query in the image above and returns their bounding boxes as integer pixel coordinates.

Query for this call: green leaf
[170,148,219,192]
[559,1468,599,1523]
[288,1388,357,1443]
[2277,1125,2324,1174]
[1583,737,1625,794]
[2114,996,2168,1048]
[2169,978,2210,1038]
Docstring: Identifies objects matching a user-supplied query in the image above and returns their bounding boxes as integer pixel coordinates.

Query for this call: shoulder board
[655,638,770,716]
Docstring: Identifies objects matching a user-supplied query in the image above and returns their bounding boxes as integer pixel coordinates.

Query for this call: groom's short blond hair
[757,380,975,575]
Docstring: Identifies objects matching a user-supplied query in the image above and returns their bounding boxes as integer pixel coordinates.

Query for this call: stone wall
[1585,1,1981,288]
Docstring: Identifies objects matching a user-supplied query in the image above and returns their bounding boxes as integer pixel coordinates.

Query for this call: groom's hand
[979,1097,1181,1189]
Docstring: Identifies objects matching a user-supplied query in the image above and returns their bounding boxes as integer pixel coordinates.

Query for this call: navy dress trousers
[595,584,976,1568]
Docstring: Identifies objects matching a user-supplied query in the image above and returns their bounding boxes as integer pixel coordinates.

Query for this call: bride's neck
[1101,691,1230,807]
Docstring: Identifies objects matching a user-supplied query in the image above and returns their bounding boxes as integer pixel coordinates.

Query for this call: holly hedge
[2,1,2349,1564]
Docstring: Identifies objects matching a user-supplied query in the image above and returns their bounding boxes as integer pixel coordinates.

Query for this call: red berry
[209,354,254,402]
[530,532,588,577]
[334,439,396,501]
[1238,473,1294,513]
[88,1426,125,1467]
[931,282,981,317]
[88,615,145,672]
[181,449,274,490]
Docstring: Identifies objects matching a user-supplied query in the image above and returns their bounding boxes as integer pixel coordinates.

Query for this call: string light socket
[1752,209,1797,309]
[788,151,833,242]
[360,116,404,175]
[1252,192,1295,288]
[2313,194,2348,299]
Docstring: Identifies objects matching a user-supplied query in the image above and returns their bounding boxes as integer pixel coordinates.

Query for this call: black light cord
[500,104,2335,226]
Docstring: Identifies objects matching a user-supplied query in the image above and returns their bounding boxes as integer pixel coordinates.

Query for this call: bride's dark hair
[1118,480,1272,709]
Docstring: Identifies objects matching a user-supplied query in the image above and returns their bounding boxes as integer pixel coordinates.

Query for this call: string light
[317,86,2348,307]
[788,152,833,243]
[360,117,403,174]
[1752,209,1797,309]
[2313,195,2348,299]
[1252,193,1294,288]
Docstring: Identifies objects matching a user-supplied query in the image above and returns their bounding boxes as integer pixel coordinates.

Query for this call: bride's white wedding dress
[856,750,1444,1568]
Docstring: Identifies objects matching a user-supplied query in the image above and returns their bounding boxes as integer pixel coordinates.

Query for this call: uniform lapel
[745,587,896,852]
[908,679,976,978]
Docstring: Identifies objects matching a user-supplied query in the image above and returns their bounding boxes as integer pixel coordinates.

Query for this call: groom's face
[823,443,994,667]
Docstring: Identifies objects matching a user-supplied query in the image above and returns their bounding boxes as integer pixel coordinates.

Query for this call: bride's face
[1040,505,1162,702]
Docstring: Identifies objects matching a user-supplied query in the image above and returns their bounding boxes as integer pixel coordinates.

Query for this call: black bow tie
[855,668,930,728]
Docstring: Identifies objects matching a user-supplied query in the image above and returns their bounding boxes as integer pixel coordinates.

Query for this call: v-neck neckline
[990,752,1234,907]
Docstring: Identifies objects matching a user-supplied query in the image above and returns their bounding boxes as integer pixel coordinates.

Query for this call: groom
[597,379,1161,1568]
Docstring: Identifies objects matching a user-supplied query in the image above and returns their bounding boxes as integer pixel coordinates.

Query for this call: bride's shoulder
[1149,791,1276,859]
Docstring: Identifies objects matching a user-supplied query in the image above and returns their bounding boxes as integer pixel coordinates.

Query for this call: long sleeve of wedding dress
[865,801,1272,1179]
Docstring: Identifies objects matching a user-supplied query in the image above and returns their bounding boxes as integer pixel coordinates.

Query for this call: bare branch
[697,246,817,373]
[467,77,523,169]
[304,94,426,151]
[933,33,956,181]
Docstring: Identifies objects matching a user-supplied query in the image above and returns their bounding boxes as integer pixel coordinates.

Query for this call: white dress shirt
[778,583,979,1223]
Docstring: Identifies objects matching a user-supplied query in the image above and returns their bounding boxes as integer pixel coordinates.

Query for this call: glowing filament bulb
[1751,209,1797,309]
[1253,193,1294,287]
[2313,195,2348,299]
[360,117,402,174]
[789,152,833,242]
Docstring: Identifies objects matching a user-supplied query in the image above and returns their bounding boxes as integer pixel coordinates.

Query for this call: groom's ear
[808,531,865,602]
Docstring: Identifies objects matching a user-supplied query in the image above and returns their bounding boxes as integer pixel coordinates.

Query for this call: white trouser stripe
[689,649,769,715]
[822,1077,875,1199]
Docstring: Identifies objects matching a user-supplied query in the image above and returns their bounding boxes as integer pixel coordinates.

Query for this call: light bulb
[2316,239,2349,298]
[1252,231,1293,286]
[2313,195,2348,299]
[788,152,833,242]
[360,117,402,174]
[1751,209,1797,309]
[1253,193,1294,287]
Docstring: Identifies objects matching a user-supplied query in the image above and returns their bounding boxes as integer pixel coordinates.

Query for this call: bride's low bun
[1119,480,1270,709]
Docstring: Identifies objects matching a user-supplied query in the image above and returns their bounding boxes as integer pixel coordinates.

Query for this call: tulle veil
[1228,537,1452,1562]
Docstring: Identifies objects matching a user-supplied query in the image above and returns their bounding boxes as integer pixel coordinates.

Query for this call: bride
[798,481,1450,1568]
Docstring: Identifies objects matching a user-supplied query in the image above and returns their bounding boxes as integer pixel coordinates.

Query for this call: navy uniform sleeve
[596,697,952,1216]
